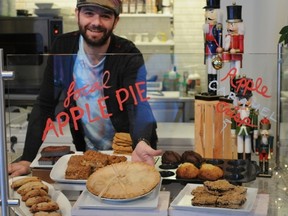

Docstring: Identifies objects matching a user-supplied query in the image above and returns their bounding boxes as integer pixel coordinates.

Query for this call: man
[9,0,161,177]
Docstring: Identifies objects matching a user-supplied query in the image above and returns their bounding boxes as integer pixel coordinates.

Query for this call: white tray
[9,176,71,216]
[50,151,131,184]
[76,181,161,210]
[170,184,258,213]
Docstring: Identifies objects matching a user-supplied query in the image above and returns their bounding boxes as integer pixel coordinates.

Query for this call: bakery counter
[6,122,194,160]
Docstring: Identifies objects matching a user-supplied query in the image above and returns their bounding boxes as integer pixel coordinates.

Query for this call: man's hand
[132,141,162,166]
[8,161,31,177]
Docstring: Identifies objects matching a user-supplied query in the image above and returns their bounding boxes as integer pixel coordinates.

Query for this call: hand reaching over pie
[132,140,162,166]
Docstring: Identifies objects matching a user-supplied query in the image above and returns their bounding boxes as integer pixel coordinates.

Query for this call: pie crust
[86,161,161,199]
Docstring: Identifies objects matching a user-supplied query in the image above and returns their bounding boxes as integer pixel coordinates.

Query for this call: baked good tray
[155,157,260,184]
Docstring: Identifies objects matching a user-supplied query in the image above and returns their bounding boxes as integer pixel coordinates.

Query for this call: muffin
[176,162,199,179]
[181,150,204,167]
[161,151,182,164]
[198,163,224,181]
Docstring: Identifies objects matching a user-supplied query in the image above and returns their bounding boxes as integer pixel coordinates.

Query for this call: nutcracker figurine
[223,2,244,75]
[203,0,223,95]
[231,75,258,160]
[256,117,274,176]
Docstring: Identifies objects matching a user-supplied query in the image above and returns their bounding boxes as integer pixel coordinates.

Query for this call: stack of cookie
[112,132,133,154]
[10,176,61,215]
[192,179,247,209]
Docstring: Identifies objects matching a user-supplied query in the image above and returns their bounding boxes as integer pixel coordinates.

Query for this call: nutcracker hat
[76,0,121,16]
[203,0,220,9]
[260,117,271,130]
[226,3,242,23]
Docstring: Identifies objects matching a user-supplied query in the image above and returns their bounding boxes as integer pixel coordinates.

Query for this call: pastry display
[161,151,182,164]
[39,145,73,165]
[158,150,258,184]
[40,146,71,157]
[198,163,224,181]
[203,179,236,195]
[181,150,205,167]
[65,150,128,180]
[38,156,61,166]
[191,180,247,209]
[10,176,61,215]
[176,162,199,179]
[86,161,161,199]
[65,161,92,180]
[11,176,41,189]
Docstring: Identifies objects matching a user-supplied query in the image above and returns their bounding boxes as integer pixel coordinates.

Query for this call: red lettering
[221,67,237,82]
[216,102,257,128]
[98,96,112,118]
[102,70,111,89]
[56,112,69,135]
[135,81,149,102]
[42,119,59,141]
[69,106,85,130]
[85,103,101,122]
[64,81,76,108]
[129,85,138,106]
[115,88,129,111]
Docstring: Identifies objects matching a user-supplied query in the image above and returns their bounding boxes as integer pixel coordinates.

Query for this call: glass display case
[1,50,288,215]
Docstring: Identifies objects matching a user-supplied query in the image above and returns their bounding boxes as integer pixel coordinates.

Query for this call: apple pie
[86,161,161,199]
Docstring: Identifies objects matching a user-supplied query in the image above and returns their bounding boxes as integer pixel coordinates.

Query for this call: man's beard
[79,24,113,47]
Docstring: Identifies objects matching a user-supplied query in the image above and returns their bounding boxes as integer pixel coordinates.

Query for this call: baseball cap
[77,0,121,16]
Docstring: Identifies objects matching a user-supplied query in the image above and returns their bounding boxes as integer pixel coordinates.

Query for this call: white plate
[35,3,54,9]
[170,184,258,213]
[76,181,161,209]
[34,8,60,17]
[30,144,76,169]
[50,151,131,184]
[9,176,71,216]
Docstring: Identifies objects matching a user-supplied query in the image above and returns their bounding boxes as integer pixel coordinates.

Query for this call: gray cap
[77,0,121,15]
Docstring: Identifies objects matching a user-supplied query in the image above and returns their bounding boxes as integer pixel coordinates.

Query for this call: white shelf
[120,13,173,18]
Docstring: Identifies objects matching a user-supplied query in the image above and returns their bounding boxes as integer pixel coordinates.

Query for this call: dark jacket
[21,31,158,162]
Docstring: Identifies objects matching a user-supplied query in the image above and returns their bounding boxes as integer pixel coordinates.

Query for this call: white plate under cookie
[9,176,71,216]
[170,183,258,213]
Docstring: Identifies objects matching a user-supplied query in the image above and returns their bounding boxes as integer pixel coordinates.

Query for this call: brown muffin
[176,162,199,179]
[198,163,224,181]
[161,151,182,164]
[181,150,204,167]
